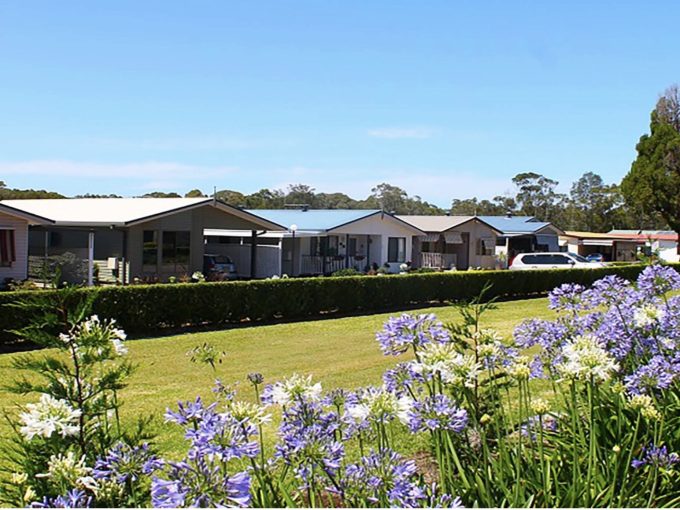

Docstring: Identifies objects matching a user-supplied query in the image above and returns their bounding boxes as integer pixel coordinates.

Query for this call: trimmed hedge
[0,264,676,343]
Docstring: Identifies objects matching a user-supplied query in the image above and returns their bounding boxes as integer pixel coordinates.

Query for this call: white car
[509,252,606,270]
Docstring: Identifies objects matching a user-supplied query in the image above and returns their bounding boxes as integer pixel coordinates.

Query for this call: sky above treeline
[1,1,679,207]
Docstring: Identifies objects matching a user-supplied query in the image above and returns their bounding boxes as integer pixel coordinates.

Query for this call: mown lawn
[0,296,555,456]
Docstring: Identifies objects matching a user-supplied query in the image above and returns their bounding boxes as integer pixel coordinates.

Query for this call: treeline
[0,172,669,233]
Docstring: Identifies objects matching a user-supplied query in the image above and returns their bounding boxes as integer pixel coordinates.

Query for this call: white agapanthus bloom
[412,342,481,388]
[20,394,81,440]
[111,338,128,356]
[633,304,664,328]
[268,374,322,406]
[556,334,619,382]
[227,401,272,425]
[345,386,412,425]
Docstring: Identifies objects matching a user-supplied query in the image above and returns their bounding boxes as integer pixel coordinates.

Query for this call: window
[162,231,191,272]
[142,231,158,271]
[0,230,16,267]
[476,237,494,256]
[388,237,406,262]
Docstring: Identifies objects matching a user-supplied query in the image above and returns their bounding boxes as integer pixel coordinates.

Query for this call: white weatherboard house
[0,203,53,285]
[0,198,284,285]
[477,215,565,262]
[397,215,502,270]
[205,209,425,277]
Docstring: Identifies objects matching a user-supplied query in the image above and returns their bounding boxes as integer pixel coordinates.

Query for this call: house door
[460,232,470,269]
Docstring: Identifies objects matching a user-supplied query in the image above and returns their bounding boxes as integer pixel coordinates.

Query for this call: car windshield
[568,252,590,263]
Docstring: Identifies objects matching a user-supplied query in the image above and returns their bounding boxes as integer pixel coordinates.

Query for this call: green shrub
[330,268,363,277]
[0,263,677,344]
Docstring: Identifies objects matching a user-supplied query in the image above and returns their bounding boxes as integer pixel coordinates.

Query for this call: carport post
[250,230,257,279]
[87,230,95,287]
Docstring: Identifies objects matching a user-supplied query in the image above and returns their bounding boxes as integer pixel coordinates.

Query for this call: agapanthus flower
[637,264,680,297]
[262,373,322,406]
[411,343,480,388]
[376,313,450,356]
[38,451,93,489]
[382,362,423,396]
[342,448,425,507]
[513,319,568,353]
[624,355,678,395]
[584,274,635,307]
[407,394,468,433]
[631,443,680,469]
[344,386,412,426]
[226,400,272,425]
[555,334,619,382]
[93,442,163,484]
[633,304,664,328]
[627,394,662,421]
[185,410,259,462]
[153,462,251,507]
[30,489,92,508]
[247,372,264,385]
[150,477,187,508]
[20,394,81,440]
[548,283,588,312]
[520,413,558,439]
[164,397,215,426]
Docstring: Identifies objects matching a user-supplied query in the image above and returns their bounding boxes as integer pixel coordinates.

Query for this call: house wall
[331,214,417,272]
[656,240,680,263]
[0,211,29,282]
[413,220,497,270]
[127,205,272,280]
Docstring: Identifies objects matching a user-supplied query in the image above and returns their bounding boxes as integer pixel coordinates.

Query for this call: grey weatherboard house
[0,198,284,285]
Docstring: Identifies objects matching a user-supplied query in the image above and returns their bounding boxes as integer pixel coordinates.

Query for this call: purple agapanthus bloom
[383,362,423,396]
[342,448,426,507]
[164,397,216,426]
[584,274,636,307]
[185,410,259,462]
[151,478,187,508]
[624,355,678,395]
[376,314,450,356]
[520,414,558,440]
[548,283,588,312]
[513,319,568,352]
[153,460,252,508]
[637,265,680,297]
[93,441,163,484]
[407,395,468,434]
[631,443,680,469]
[30,489,92,509]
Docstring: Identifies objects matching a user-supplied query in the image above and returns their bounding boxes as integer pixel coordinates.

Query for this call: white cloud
[367,127,434,139]
[0,160,238,179]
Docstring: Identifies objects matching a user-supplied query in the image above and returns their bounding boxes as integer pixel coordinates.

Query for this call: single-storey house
[397,215,502,270]
[608,230,679,263]
[0,198,284,285]
[204,209,425,277]
[477,215,564,263]
[0,203,53,285]
[560,231,644,262]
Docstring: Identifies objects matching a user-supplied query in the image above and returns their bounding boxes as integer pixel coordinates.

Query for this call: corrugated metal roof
[397,215,473,232]
[0,198,284,229]
[244,209,383,231]
[477,215,552,234]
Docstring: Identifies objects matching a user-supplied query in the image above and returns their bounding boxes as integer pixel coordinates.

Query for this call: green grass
[0,296,555,456]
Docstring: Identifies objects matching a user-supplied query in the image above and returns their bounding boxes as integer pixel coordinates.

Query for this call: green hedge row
[0,264,674,343]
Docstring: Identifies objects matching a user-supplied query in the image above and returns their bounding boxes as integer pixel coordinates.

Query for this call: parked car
[509,252,606,270]
[586,253,605,262]
[203,254,237,280]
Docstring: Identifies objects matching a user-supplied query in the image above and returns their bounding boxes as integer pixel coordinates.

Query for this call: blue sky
[1,1,678,207]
